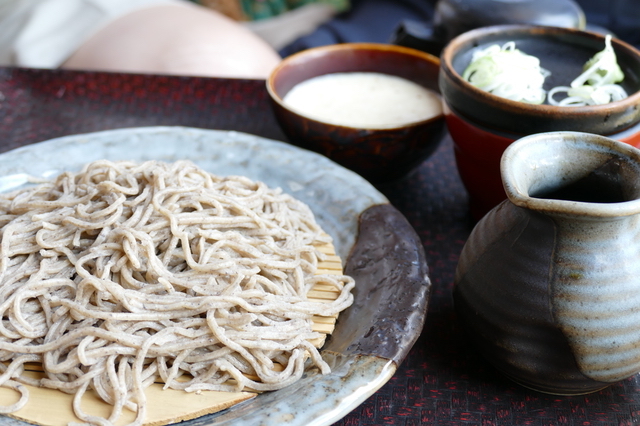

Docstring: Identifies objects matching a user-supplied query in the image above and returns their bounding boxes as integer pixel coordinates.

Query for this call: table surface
[1,66,639,426]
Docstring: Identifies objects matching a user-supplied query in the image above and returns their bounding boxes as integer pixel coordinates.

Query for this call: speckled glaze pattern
[195,354,396,426]
[329,203,431,364]
[267,43,447,184]
[0,126,431,425]
[454,132,640,395]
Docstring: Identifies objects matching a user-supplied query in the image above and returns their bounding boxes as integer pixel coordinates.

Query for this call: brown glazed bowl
[267,43,447,184]
[439,25,640,219]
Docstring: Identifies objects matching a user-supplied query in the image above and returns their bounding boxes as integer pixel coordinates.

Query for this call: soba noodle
[0,160,355,426]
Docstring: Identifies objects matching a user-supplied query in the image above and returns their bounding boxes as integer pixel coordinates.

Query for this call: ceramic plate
[0,127,431,426]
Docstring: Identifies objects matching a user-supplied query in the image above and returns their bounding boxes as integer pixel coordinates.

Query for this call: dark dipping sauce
[533,157,628,203]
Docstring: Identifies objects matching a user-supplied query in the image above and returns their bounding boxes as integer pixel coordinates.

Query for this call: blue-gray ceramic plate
[0,127,431,426]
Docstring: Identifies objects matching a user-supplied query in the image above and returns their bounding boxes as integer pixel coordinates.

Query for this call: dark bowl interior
[451,30,640,99]
[267,43,447,184]
[440,25,640,135]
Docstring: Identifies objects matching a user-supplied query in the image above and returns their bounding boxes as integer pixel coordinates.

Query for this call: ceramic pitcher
[454,131,640,395]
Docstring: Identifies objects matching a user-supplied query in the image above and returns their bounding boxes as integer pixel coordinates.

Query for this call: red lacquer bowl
[439,25,640,220]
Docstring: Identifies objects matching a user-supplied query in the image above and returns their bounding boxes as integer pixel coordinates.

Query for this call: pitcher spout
[454,131,640,395]
[501,131,640,219]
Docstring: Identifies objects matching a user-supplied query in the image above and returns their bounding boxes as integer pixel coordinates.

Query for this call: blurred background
[1,0,639,79]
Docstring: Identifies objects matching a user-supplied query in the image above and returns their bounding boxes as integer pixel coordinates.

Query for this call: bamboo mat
[1,240,346,426]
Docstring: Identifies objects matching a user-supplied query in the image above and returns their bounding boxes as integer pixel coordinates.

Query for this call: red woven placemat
[1,67,638,426]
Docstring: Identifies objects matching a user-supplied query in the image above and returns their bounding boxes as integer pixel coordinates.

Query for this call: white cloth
[0,0,180,68]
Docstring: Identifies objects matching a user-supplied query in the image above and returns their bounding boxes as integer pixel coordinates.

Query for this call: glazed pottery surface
[454,132,640,395]
[440,25,640,135]
[267,43,446,184]
[439,25,640,219]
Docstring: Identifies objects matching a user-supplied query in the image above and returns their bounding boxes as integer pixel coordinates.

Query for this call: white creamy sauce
[282,72,443,129]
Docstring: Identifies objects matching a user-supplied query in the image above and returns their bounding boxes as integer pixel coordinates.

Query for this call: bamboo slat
[3,239,346,426]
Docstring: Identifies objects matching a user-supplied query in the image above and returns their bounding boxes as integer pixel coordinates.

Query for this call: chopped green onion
[463,36,628,107]
[548,84,628,106]
[548,35,627,106]
[462,41,549,104]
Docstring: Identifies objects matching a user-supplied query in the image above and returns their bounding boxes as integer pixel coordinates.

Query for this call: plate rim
[0,126,429,426]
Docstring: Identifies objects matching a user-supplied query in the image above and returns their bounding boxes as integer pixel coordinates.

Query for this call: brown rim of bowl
[266,42,444,131]
[440,24,640,118]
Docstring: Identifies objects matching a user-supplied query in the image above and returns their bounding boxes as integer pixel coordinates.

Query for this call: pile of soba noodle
[0,159,355,426]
